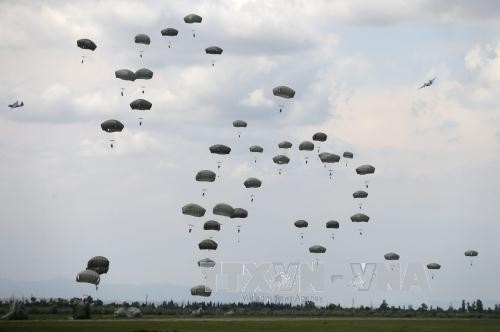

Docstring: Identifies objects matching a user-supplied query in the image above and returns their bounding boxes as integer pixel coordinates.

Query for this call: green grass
[0,318,499,332]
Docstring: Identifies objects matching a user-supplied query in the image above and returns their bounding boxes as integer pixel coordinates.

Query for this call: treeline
[1,297,500,318]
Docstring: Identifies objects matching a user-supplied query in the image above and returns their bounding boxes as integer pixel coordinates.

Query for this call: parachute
[130,99,152,110]
[77,39,97,51]
[351,213,369,222]
[115,69,136,81]
[233,120,247,138]
[161,28,178,48]
[384,252,400,260]
[244,177,262,188]
[273,155,290,165]
[198,258,216,268]
[182,203,206,217]
[209,144,231,155]
[213,203,235,217]
[299,141,314,164]
[100,119,124,148]
[278,141,292,149]
[190,285,212,297]
[199,239,218,250]
[318,152,340,165]
[86,256,109,275]
[76,270,100,289]
[309,245,326,254]
[134,34,151,45]
[196,170,216,182]
[184,14,202,37]
[353,190,368,209]
[294,220,308,228]
[231,208,248,219]
[249,145,263,153]
[272,86,295,112]
[356,165,375,175]
[465,250,479,267]
[135,68,153,80]
[203,220,221,231]
[326,220,339,239]
[312,132,327,142]
[427,263,441,270]
[343,151,353,166]
[205,46,223,54]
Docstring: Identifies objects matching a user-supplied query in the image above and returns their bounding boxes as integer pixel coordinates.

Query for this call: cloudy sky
[0,0,500,307]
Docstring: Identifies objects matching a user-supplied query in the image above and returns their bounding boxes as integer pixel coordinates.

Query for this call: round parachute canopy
[309,245,326,254]
[326,220,339,229]
[465,250,478,257]
[191,285,211,297]
[87,256,109,275]
[319,152,340,163]
[343,151,354,159]
[76,270,100,286]
[351,213,369,222]
[134,34,151,45]
[206,46,223,54]
[294,220,308,228]
[203,220,221,231]
[353,190,368,198]
[233,120,247,128]
[249,145,264,153]
[312,132,327,142]
[209,144,231,155]
[384,252,400,260]
[130,99,152,111]
[101,119,124,133]
[299,141,314,151]
[244,177,262,188]
[273,155,290,165]
[231,208,248,219]
[184,14,202,23]
[278,141,292,149]
[273,86,295,99]
[199,239,218,250]
[356,165,376,175]
[196,170,216,182]
[213,203,235,217]
[135,68,153,80]
[427,263,441,270]
[198,258,216,268]
[182,203,206,217]
[115,69,136,81]
[161,28,178,36]
[77,39,97,51]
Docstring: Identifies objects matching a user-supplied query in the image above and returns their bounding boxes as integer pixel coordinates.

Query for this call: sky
[0,0,500,307]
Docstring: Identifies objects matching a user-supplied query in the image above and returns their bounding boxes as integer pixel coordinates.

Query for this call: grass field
[0,318,499,332]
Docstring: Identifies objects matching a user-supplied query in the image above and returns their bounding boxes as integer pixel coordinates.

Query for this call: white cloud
[239,89,273,108]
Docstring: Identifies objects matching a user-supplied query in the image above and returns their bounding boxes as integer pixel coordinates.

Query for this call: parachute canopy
[130,99,152,110]
[244,177,262,188]
[309,245,326,254]
[273,155,290,165]
[384,252,400,260]
[161,28,178,36]
[427,263,441,270]
[203,220,221,231]
[299,141,314,151]
[196,170,216,182]
[101,119,124,133]
[115,69,136,81]
[353,190,368,198]
[231,208,248,219]
[294,220,308,228]
[249,145,264,153]
[182,203,206,217]
[77,39,97,51]
[209,144,231,155]
[184,14,202,23]
[273,86,295,99]
[356,165,375,175]
[76,270,100,286]
[87,256,109,275]
[465,250,478,257]
[135,68,153,80]
[326,220,339,229]
[233,120,247,128]
[351,213,369,222]
[199,239,218,250]
[191,285,211,297]
[319,152,340,163]
[198,258,216,268]
[206,46,223,54]
[278,141,292,149]
[312,132,327,142]
[213,203,234,217]
[343,151,353,159]
[134,34,151,45]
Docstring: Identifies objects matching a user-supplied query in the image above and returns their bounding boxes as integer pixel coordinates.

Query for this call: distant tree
[476,299,484,313]
[461,300,466,312]
[418,303,428,312]
[379,300,389,311]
